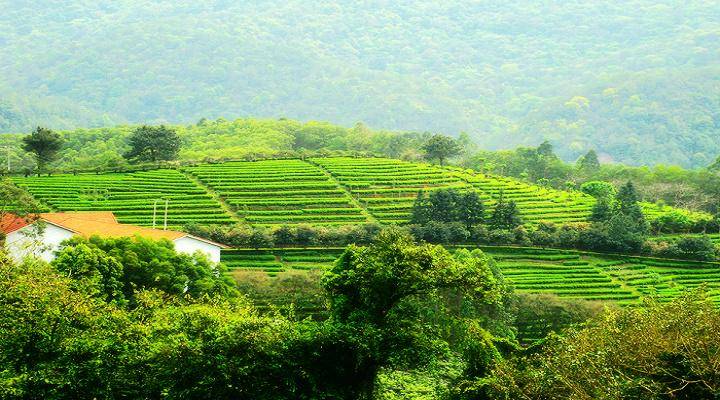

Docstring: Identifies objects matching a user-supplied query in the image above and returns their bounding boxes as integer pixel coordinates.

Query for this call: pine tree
[504,200,522,229]
[590,196,613,222]
[615,181,648,234]
[489,192,507,229]
[458,191,485,227]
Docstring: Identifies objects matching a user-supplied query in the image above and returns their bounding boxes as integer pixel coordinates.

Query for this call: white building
[1,212,226,263]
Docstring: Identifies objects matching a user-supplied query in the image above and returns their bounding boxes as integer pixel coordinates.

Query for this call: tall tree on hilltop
[123,125,181,163]
[577,149,601,173]
[21,127,64,175]
[536,140,557,159]
[422,134,461,166]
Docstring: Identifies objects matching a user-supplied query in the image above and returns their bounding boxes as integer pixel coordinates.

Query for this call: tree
[616,181,648,233]
[709,156,720,173]
[458,191,485,227]
[57,235,238,305]
[580,180,616,199]
[52,242,125,304]
[322,229,511,398]
[422,134,461,165]
[410,190,431,225]
[659,236,718,261]
[577,149,600,173]
[589,196,613,222]
[490,193,522,230]
[410,189,485,228]
[21,126,64,175]
[123,125,181,163]
[536,140,556,159]
[504,290,720,399]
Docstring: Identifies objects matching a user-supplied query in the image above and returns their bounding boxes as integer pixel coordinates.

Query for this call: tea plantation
[11,157,711,228]
[184,159,370,226]
[12,169,234,226]
[221,246,720,306]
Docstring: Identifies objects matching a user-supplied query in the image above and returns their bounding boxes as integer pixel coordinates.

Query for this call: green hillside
[1,1,719,166]
[11,157,710,228]
[222,246,720,305]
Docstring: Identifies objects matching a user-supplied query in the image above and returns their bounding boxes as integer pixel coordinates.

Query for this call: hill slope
[11,157,710,228]
[222,246,720,309]
[1,1,719,166]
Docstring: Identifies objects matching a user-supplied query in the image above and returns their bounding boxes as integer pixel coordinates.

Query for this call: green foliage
[123,125,181,163]
[0,118,428,172]
[590,196,614,222]
[56,236,238,305]
[501,290,720,399]
[411,188,485,227]
[489,194,522,230]
[52,242,125,304]
[580,180,616,199]
[465,146,720,216]
[513,294,609,344]
[615,181,648,233]
[0,178,41,219]
[21,127,63,174]
[576,149,600,173]
[657,235,719,261]
[422,135,461,166]
[650,209,695,234]
[323,228,513,395]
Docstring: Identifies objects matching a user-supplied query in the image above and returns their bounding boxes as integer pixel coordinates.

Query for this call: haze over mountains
[0,0,718,167]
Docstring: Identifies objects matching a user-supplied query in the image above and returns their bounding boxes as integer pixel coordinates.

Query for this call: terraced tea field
[222,248,345,276]
[447,167,594,224]
[185,159,369,226]
[311,157,476,224]
[221,245,720,305]
[12,170,233,227]
[11,157,711,228]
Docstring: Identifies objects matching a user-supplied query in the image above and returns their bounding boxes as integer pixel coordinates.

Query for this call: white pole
[152,200,158,229]
[163,199,169,230]
[6,147,10,173]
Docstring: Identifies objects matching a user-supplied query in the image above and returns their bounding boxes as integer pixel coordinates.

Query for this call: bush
[657,236,718,261]
[499,291,720,399]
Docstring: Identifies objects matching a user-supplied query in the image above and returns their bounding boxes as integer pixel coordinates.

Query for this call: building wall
[173,236,222,263]
[5,223,75,263]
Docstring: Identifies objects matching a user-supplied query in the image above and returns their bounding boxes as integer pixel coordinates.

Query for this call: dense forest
[1,1,719,166]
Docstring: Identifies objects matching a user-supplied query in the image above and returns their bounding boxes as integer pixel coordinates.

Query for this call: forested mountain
[1,0,718,166]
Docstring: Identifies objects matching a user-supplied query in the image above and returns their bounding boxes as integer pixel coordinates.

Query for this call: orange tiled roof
[0,214,35,234]
[40,212,187,241]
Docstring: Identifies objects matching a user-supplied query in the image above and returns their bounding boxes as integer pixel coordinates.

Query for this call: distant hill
[1,1,718,166]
